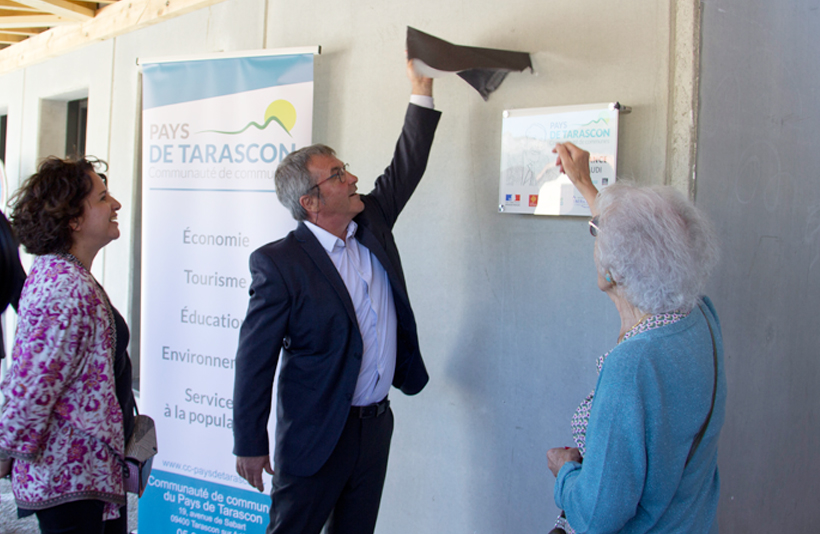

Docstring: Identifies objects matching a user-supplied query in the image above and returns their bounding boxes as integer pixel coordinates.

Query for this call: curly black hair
[9,156,108,255]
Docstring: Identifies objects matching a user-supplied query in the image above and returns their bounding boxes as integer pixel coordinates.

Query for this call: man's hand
[236,455,274,492]
[407,59,433,97]
[553,142,599,214]
[547,447,582,477]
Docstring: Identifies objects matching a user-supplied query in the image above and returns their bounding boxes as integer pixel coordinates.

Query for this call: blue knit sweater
[555,297,726,533]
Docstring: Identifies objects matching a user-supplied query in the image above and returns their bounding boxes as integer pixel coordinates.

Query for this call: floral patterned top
[555,311,689,534]
[0,254,125,519]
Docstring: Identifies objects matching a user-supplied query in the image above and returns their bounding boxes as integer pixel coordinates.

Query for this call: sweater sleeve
[554,347,649,533]
[0,276,90,460]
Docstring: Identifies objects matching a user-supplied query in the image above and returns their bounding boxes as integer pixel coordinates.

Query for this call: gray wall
[263,3,682,532]
[0,1,723,532]
[697,1,820,531]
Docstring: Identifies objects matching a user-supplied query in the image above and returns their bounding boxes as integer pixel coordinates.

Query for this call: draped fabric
[406,26,532,101]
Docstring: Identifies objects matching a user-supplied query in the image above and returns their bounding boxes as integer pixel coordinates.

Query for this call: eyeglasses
[588,215,600,237]
[311,163,349,192]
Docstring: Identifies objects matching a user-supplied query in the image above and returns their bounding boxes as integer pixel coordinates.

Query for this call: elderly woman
[0,157,134,534]
[546,142,726,534]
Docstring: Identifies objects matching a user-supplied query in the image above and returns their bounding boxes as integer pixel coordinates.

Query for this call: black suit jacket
[233,104,441,477]
[1,211,25,360]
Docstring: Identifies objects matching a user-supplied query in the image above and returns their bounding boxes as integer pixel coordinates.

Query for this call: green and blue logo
[199,100,297,137]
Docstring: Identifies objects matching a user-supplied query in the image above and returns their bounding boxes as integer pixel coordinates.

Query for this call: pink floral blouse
[0,254,125,519]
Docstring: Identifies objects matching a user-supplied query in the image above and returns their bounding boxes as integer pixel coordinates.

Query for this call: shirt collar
[304,220,358,252]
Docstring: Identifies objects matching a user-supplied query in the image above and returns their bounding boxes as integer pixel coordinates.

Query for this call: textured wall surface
[262,2,681,532]
[697,1,820,531]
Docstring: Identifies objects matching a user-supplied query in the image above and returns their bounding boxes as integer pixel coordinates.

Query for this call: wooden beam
[0,1,42,12]
[0,14,73,28]
[0,26,44,34]
[0,31,26,42]
[0,8,42,15]
[64,0,103,6]
[0,0,227,74]
[9,0,94,21]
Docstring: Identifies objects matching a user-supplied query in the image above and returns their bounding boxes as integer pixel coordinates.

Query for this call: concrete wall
[0,0,698,532]
[697,1,820,531]
[268,3,680,532]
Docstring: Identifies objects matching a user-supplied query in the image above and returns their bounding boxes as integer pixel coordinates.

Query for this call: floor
[0,477,139,533]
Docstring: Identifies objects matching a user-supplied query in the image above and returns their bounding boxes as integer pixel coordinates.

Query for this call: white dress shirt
[410,94,434,109]
[305,221,397,406]
[302,97,433,406]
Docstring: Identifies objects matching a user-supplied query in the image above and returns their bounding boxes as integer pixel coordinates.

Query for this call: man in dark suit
[232,60,441,534]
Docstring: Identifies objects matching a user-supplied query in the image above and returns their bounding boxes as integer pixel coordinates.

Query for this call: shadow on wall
[443,218,612,532]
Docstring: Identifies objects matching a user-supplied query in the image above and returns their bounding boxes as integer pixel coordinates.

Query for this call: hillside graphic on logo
[576,112,610,128]
[199,99,297,137]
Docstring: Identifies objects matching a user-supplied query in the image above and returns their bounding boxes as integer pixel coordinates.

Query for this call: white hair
[595,183,719,313]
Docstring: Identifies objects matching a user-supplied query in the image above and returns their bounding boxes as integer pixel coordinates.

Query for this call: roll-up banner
[139,49,316,533]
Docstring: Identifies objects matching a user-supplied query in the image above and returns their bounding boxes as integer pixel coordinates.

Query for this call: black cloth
[233,104,441,477]
[112,306,136,444]
[406,26,532,101]
[35,500,127,534]
[0,210,25,360]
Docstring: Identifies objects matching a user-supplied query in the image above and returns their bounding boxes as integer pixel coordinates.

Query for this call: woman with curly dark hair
[0,157,135,534]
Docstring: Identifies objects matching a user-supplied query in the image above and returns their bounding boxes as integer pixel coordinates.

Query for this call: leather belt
[350,398,390,419]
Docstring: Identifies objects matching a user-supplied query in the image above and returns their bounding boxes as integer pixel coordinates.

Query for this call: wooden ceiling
[0,0,226,75]
[0,0,115,47]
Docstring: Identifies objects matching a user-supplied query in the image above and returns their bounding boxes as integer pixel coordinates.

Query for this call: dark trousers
[35,500,127,534]
[267,407,394,534]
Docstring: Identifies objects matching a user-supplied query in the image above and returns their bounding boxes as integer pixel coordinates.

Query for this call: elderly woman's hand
[553,142,599,214]
[547,447,582,477]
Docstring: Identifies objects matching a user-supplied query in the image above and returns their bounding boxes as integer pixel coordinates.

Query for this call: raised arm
[553,142,599,215]
[366,60,441,227]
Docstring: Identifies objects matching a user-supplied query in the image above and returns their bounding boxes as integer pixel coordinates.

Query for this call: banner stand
[139,49,317,534]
